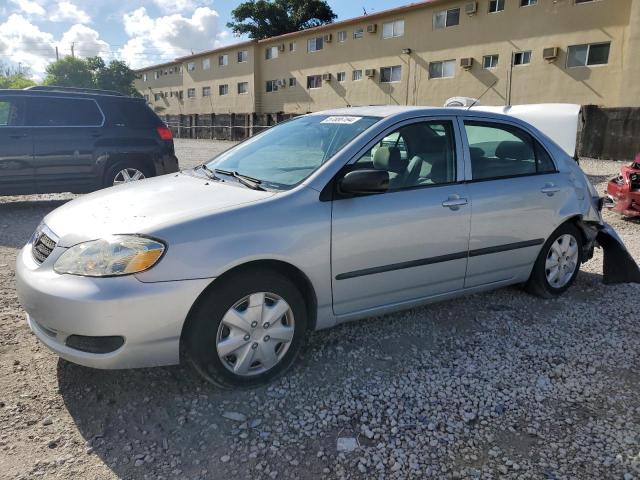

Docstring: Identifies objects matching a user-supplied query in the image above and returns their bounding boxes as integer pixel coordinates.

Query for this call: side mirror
[338,169,389,195]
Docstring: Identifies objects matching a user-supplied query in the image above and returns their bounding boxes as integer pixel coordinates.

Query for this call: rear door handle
[442,196,468,210]
[9,133,27,139]
[541,183,560,196]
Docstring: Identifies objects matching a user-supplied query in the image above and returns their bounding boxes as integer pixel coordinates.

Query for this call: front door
[26,96,104,193]
[331,118,471,316]
[461,119,568,287]
[0,96,33,195]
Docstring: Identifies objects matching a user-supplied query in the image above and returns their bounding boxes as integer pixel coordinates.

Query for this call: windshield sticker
[321,116,362,125]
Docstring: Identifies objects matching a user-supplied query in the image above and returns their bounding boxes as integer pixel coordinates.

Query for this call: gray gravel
[0,142,639,479]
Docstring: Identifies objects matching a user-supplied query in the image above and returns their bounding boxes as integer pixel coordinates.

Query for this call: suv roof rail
[24,86,125,96]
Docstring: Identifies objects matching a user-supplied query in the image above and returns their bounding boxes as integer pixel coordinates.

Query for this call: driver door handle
[541,183,560,196]
[442,195,468,210]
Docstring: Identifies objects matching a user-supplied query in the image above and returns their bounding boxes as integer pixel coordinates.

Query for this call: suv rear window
[27,97,103,127]
[100,99,161,127]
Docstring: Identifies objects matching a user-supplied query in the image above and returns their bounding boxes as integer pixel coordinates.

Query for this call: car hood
[44,173,275,247]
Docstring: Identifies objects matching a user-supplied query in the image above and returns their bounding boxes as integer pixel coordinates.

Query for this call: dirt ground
[0,140,639,479]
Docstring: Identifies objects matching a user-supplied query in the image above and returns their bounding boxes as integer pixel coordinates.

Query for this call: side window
[464,121,555,180]
[0,97,25,126]
[27,97,103,127]
[354,121,457,190]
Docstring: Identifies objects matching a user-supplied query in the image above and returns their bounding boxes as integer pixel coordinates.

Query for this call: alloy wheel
[216,292,295,376]
[545,234,579,288]
[113,168,146,185]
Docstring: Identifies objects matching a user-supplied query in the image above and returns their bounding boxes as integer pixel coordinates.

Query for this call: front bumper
[606,180,640,217]
[15,245,212,369]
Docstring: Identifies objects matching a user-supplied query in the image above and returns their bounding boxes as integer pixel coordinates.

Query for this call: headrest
[469,147,485,160]
[373,146,405,173]
[495,141,533,160]
[419,135,448,154]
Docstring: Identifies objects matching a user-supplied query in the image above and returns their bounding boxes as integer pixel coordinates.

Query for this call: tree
[0,61,36,89]
[44,56,139,96]
[227,0,336,40]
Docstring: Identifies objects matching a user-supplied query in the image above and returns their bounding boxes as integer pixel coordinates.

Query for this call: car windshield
[205,114,380,189]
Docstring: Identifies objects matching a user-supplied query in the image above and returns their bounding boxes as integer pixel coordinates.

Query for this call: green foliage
[0,61,36,89]
[228,0,336,39]
[44,56,139,96]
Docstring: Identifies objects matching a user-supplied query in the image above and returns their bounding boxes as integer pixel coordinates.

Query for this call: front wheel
[184,269,308,388]
[104,162,151,188]
[526,223,582,298]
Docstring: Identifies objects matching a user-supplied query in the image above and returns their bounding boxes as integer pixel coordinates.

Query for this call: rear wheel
[104,162,152,187]
[184,269,307,388]
[526,223,582,298]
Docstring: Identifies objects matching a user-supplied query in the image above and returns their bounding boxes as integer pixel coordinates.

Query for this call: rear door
[27,96,104,193]
[0,95,34,195]
[461,118,566,287]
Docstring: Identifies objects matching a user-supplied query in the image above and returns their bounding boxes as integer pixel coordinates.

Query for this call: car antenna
[467,79,499,110]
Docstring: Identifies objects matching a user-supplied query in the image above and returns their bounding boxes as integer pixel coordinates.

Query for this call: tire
[184,269,308,388]
[526,223,582,298]
[104,161,152,188]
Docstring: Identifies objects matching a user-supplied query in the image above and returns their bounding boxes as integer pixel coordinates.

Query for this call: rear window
[27,97,103,127]
[100,99,162,127]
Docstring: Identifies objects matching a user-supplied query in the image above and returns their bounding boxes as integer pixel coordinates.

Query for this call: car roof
[0,88,143,101]
[309,105,517,122]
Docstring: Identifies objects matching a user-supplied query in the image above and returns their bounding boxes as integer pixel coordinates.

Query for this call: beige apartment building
[135,0,640,117]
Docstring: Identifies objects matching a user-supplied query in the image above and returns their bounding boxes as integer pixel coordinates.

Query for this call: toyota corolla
[16,106,640,388]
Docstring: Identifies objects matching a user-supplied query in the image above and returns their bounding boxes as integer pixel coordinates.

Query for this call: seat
[372,146,407,189]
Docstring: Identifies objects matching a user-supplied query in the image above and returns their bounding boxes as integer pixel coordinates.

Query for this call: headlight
[54,235,165,277]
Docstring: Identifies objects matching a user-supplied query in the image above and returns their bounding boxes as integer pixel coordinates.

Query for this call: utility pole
[55,46,59,61]
[71,42,75,58]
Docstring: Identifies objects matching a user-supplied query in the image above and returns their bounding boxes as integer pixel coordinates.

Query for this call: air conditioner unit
[278,43,286,52]
[276,79,285,87]
[365,68,376,78]
[366,24,377,34]
[460,57,474,69]
[324,33,332,43]
[322,73,332,81]
[543,47,559,61]
[465,2,478,14]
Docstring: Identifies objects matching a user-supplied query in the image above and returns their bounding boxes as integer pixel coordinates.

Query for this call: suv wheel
[105,162,151,187]
[184,269,308,388]
[526,223,582,298]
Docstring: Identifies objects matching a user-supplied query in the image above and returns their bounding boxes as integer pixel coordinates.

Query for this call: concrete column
[621,0,640,106]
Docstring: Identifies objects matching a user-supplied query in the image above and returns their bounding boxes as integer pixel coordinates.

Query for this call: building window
[429,60,456,79]
[488,0,505,13]
[307,75,322,89]
[289,42,296,52]
[265,46,278,60]
[353,70,363,81]
[154,71,159,80]
[219,84,229,96]
[187,88,196,98]
[520,0,537,6]
[308,37,323,52]
[237,50,248,63]
[202,58,210,70]
[513,51,532,65]
[380,66,402,83]
[219,54,228,67]
[266,80,279,92]
[337,71,346,82]
[338,31,347,43]
[353,28,364,39]
[433,8,460,29]
[202,86,211,97]
[187,62,195,72]
[382,20,405,39]
[238,82,249,94]
[483,54,499,69]
[142,73,148,82]
[289,77,297,87]
[177,91,183,99]
[567,42,610,67]
[575,0,596,3]
[154,93,161,101]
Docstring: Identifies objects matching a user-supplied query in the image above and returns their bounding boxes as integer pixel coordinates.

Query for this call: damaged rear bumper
[591,222,640,284]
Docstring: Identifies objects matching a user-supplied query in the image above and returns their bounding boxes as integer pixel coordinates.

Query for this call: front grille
[32,231,57,264]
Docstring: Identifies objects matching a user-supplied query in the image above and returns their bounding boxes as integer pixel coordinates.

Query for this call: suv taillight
[156,126,173,140]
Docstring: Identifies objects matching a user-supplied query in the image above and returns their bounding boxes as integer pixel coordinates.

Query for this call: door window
[464,121,556,180]
[0,97,25,126]
[27,97,103,127]
[354,121,457,190]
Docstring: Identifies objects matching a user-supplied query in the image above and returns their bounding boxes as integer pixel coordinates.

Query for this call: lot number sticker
[321,116,362,125]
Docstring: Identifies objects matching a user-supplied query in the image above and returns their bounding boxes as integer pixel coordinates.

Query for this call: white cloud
[9,0,45,16]
[0,14,109,80]
[150,0,212,14]
[119,6,223,69]
[51,1,92,24]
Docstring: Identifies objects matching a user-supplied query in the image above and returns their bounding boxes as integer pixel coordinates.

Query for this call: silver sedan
[15,106,639,388]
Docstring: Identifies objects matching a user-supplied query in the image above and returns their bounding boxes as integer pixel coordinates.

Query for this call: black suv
[0,86,179,195]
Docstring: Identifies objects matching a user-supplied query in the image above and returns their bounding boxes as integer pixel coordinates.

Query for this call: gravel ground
[1,140,639,480]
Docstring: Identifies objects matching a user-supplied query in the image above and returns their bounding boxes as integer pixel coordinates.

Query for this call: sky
[0,0,414,79]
